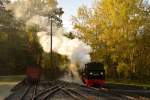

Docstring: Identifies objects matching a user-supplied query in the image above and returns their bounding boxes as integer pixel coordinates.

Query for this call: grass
[0,75,25,82]
[107,78,150,89]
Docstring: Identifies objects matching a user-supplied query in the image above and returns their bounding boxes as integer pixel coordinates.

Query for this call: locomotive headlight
[100,72,104,75]
[89,72,93,75]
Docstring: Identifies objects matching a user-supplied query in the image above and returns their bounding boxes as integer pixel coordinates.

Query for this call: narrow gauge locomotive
[26,66,41,84]
[81,62,105,87]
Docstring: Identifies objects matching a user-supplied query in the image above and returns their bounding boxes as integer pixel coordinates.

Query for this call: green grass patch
[0,75,25,82]
[106,79,150,89]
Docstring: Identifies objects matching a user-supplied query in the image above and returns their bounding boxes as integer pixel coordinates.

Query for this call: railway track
[34,81,65,100]
[5,80,89,100]
[5,80,150,100]
[19,85,31,100]
[33,81,88,100]
[62,87,88,100]
[66,82,150,100]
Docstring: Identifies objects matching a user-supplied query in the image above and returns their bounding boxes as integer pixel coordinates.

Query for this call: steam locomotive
[26,39,43,84]
[26,66,41,84]
[81,62,105,87]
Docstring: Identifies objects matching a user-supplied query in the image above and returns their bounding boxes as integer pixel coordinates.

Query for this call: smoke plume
[6,0,92,80]
[37,31,92,66]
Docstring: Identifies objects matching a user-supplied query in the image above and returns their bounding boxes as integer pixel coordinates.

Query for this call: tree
[73,0,150,81]
[0,0,43,74]
[0,0,29,74]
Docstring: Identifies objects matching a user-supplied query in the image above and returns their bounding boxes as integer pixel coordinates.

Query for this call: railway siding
[4,80,150,100]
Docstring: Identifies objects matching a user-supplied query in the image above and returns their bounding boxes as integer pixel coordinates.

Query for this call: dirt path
[0,82,17,100]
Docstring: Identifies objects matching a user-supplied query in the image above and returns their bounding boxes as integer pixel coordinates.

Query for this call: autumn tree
[73,0,150,81]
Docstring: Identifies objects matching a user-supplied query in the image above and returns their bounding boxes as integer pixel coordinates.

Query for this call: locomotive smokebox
[81,62,105,87]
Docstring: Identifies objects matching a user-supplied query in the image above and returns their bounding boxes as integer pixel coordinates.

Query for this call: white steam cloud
[7,0,57,18]
[6,0,92,72]
[37,31,92,66]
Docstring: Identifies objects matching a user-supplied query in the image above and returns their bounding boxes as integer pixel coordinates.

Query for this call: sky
[58,0,93,32]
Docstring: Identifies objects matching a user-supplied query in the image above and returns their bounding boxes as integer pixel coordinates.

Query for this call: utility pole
[48,8,64,69]
[50,17,53,67]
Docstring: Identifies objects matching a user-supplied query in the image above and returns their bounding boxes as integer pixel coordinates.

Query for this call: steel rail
[19,85,31,100]
[39,81,67,100]
[78,84,137,100]
[84,86,136,100]
[61,88,82,100]
[33,82,65,100]
[66,88,88,100]
[30,85,38,100]
[40,86,62,100]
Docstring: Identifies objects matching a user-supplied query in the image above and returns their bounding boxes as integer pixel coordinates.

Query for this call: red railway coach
[26,66,41,84]
[81,62,105,87]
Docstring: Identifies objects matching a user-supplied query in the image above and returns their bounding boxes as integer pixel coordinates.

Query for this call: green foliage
[0,0,67,80]
[0,2,29,74]
[117,62,129,78]
[0,1,43,74]
[42,52,68,80]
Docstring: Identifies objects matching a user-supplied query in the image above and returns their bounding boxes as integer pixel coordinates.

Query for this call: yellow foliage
[28,31,33,42]
[73,0,150,79]
[47,0,57,8]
